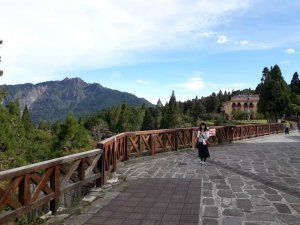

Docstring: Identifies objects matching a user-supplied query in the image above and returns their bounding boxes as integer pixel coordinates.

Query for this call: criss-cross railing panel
[0,149,103,225]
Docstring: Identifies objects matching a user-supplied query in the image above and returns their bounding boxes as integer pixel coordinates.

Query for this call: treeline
[256,65,300,121]
[81,89,250,134]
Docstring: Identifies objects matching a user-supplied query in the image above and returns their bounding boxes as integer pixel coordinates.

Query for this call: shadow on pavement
[208,159,300,199]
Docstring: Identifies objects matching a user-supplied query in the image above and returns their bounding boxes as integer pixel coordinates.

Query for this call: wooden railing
[0,149,103,225]
[97,123,284,177]
[232,124,284,141]
[0,123,283,224]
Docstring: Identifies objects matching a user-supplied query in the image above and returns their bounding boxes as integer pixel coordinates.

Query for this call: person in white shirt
[196,122,210,164]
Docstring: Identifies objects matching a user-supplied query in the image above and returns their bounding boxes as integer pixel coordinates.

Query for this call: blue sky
[0,0,300,104]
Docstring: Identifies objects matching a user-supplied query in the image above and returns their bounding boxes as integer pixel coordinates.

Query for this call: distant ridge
[1,77,153,123]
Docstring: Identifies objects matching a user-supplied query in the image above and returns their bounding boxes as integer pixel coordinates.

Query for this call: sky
[0,0,300,104]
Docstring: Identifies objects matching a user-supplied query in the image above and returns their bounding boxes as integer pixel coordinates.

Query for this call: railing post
[191,129,195,148]
[97,143,106,183]
[19,174,30,206]
[230,126,234,142]
[174,130,178,151]
[113,137,117,172]
[217,127,222,143]
[150,134,156,155]
[138,135,142,155]
[96,151,104,187]
[78,158,85,186]
[124,136,129,161]
[50,166,60,214]
[163,133,167,150]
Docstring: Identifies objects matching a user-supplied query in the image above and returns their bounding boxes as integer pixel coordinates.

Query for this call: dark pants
[285,127,289,134]
[198,142,210,161]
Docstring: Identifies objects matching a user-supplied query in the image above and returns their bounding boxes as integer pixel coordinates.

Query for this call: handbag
[205,140,210,146]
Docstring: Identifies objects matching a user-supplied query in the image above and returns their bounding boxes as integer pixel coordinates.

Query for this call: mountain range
[1,78,153,123]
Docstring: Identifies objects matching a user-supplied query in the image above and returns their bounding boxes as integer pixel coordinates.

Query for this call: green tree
[141,108,157,130]
[0,103,27,168]
[55,113,91,151]
[257,65,291,121]
[82,115,110,141]
[190,97,206,122]
[7,100,21,117]
[161,91,180,128]
[22,105,34,131]
[205,92,220,113]
[290,72,300,94]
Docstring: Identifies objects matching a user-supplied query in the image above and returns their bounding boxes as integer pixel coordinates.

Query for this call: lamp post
[247,95,250,121]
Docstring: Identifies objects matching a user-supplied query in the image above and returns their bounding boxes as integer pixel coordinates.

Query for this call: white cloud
[112,71,122,77]
[280,60,291,64]
[168,72,205,91]
[0,0,252,84]
[196,31,215,38]
[240,40,249,45]
[286,48,296,54]
[136,79,149,84]
[207,82,253,93]
[179,77,205,91]
[216,35,228,44]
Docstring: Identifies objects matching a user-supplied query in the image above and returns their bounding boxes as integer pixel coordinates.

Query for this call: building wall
[222,95,259,119]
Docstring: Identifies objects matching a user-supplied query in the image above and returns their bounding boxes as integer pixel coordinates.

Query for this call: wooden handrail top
[0,149,103,180]
[98,123,283,145]
[125,127,198,135]
[234,123,280,127]
[99,127,200,145]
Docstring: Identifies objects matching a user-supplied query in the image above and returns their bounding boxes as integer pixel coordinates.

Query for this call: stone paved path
[62,131,300,225]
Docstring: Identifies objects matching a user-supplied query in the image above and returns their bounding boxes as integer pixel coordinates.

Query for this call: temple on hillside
[221,94,260,120]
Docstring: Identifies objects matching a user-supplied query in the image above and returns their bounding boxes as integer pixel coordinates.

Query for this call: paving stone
[203,206,219,218]
[264,194,282,201]
[282,194,300,203]
[222,208,244,217]
[203,182,213,190]
[275,214,300,225]
[202,198,215,205]
[216,184,231,189]
[202,190,213,197]
[202,218,219,225]
[217,190,234,198]
[244,223,267,225]
[251,197,270,206]
[273,203,292,214]
[235,193,249,198]
[221,217,243,225]
[236,199,253,212]
[231,187,243,192]
[283,177,299,184]
[49,214,76,225]
[246,212,274,221]
[221,198,233,208]
[245,189,264,196]
[290,204,300,214]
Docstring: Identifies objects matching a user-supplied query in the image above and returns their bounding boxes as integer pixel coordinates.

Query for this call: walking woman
[197,122,210,164]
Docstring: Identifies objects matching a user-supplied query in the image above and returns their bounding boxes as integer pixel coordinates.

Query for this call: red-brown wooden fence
[97,123,284,177]
[0,123,283,224]
[0,149,103,225]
